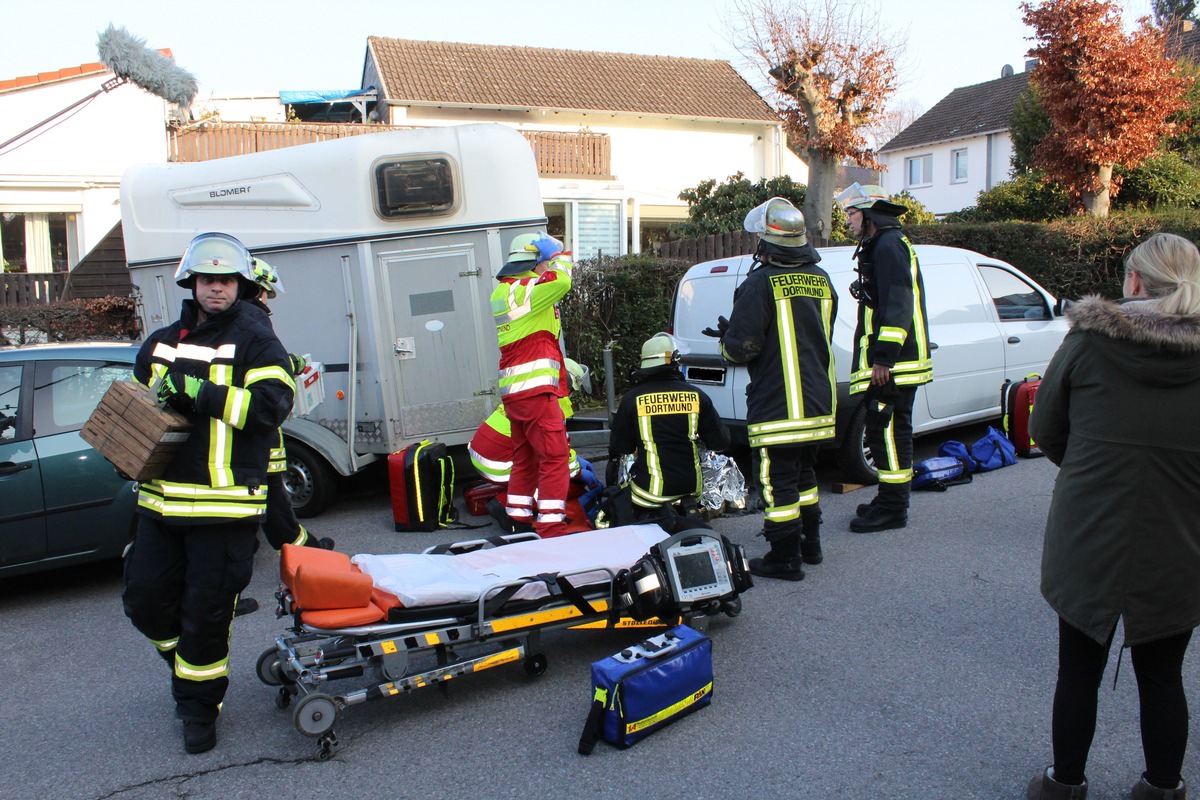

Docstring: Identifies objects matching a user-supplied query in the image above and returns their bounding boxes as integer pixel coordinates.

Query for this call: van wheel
[837,402,880,486]
[284,440,337,518]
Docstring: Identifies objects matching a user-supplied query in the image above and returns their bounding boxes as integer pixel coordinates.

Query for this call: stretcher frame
[258,532,742,760]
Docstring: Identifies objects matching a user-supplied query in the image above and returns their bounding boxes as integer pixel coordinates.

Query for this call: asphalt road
[3,429,1198,800]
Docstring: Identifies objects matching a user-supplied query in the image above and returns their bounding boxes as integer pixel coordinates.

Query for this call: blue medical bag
[578,624,713,753]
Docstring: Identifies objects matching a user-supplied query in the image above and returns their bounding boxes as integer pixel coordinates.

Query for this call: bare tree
[865,97,925,151]
[730,0,902,245]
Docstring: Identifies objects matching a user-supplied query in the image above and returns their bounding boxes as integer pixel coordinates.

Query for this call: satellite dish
[1001,64,1015,78]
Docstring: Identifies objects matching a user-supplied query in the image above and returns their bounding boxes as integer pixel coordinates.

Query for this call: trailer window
[375,158,455,218]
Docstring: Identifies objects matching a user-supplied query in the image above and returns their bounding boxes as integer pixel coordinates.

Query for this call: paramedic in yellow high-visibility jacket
[490,232,573,537]
[122,232,294,756]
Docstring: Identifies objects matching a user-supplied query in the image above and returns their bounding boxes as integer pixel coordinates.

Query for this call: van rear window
[374,158,454,218]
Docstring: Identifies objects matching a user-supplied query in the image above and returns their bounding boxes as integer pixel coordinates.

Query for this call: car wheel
[283,440,337,518]
[837,401,880,485]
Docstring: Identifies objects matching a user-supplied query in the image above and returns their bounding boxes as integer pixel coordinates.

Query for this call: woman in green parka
[1026,233,1200,800]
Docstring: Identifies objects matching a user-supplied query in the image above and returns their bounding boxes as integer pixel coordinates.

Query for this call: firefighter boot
[183,720,217,755]
[800,506,823,565]
[749,533,803,581]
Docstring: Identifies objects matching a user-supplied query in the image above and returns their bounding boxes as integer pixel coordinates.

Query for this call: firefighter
[715,197,837,581]
[240,259,334,553]
[491,232,573,537]
[607,333,730,518]
[836,183,933,533]
[122,232,294,754]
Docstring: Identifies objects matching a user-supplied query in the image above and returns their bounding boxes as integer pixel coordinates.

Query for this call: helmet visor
[174,232,254,284]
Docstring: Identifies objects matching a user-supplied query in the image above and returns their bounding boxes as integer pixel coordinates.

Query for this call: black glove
[605,456,620,487]
[701,315,730,338]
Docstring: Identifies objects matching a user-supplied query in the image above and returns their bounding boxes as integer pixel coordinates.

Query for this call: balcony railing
[1,272,68,306]
[168,122,613,179]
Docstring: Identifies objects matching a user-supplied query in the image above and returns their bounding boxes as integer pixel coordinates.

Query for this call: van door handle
[0,462,32,477]
[1008,336,1021,344]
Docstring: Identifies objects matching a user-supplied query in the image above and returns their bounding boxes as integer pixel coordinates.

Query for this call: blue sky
[4,0,1160,114]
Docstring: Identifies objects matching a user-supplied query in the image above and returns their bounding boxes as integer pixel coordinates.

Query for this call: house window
[951,149,968,183]
[1,211,78,273]
[906,155,933,188]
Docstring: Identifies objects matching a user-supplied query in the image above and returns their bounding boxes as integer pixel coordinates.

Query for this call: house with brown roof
[362,38,804,256]
[0,57,177,277]
[878,66,1032,216]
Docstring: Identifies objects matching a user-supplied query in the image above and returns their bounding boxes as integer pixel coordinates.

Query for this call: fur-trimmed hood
[1067,294,1200,387]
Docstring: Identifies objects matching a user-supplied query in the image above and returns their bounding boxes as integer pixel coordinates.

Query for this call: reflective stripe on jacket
[468,397,578,482]
[850,228,932,395]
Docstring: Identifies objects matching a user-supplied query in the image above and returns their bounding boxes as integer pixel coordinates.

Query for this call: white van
[671,245,1072,482]
[121,124,546,515]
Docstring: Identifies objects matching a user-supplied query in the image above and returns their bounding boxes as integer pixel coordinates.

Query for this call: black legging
[1051,617,1192,788]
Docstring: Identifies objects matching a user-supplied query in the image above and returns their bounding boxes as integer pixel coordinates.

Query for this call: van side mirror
[1053,297,1074,317]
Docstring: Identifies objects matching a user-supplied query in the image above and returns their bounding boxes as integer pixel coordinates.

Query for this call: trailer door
[380,244,494,439]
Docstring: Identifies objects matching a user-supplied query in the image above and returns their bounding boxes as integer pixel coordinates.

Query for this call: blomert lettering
[208,186,251,198]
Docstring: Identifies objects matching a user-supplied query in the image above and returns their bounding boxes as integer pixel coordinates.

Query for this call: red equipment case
[1000,375,1043,458]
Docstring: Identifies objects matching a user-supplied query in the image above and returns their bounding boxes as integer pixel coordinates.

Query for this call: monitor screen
[673,551,717,589]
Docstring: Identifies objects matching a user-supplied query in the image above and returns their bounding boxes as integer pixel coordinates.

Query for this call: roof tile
[366,38,779,122]
[880,72,1029,152]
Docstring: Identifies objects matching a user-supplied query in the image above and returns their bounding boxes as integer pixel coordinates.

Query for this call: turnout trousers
[758,444,819,543]
[864,385,917,510]
[261,472,318,551]
[122,514,258,722]
[503,392,570,538]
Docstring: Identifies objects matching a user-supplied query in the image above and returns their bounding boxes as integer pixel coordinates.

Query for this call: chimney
[1185,20,1195,32]
[1025,58,1040,72]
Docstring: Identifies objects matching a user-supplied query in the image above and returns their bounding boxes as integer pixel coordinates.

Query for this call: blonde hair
[1123,232,1200,316]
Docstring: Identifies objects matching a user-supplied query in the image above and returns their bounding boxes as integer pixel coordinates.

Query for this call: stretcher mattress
[352,525,669,608]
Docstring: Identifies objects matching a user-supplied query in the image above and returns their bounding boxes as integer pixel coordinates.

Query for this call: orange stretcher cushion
[301,603,387,628]
[371,586,404,614]
[280,542,353,588]
[292,564,374,611]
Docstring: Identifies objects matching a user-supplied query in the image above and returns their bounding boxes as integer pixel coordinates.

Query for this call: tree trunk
[1081,164,1113,217]
[803,150,838,247]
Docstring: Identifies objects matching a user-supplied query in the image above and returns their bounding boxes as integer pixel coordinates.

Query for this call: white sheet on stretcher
[352,524,669,608]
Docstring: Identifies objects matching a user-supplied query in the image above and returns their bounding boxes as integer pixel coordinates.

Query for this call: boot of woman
[1132,775,1187,800]
[1026,767,1087,800]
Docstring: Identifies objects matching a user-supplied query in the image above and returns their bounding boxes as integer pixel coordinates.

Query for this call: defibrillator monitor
[659,532,733,604]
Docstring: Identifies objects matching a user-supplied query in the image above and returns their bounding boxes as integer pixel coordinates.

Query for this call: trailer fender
[281,418,369,478]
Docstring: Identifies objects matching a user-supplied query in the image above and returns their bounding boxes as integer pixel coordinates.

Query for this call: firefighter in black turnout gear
[607,333,730,518]
[714,198,838,581]
[837,183,932,533]
[122,232,294,755]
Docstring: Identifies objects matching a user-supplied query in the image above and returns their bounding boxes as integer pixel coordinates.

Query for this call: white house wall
[0,74,169,261]
[880,133,1015,217]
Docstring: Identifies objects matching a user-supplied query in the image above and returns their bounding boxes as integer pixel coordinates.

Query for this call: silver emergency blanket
[616,451,747,514]
[700,450,747,512]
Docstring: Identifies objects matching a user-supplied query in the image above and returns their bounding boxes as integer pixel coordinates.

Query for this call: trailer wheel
[284,440,337,518]
[836,401,880,486]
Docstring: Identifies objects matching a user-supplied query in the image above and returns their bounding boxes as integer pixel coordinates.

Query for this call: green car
[0,341,141,578]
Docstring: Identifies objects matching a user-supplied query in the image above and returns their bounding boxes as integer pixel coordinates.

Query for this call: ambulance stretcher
[258,523,752,759]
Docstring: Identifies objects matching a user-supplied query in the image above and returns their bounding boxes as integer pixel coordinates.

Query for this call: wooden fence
[1,272,68,306]
[169,122,415,162]
[653,230,760,262]
[169,122,613,177]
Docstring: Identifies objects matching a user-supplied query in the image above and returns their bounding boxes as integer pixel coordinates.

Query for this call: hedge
[0,296,138,346]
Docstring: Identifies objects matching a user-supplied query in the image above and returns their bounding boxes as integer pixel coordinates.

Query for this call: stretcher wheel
[721,597,742,618]
[256,647,283,686]
[295,693,338,737]
[316,731,338,761]
[275,688,293,710]
[523,653,548,677]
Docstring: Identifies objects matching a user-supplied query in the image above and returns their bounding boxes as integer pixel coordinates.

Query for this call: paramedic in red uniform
[122,232,294,755]
[490,232,573,537]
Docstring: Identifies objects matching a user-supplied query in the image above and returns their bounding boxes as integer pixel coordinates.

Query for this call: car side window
[0,364,22,441]
[920,261,990,324]
[34,360,133,436]
[979,265,1050,321]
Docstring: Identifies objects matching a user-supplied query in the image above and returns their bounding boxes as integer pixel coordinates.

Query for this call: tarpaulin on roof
[279,88,376,104]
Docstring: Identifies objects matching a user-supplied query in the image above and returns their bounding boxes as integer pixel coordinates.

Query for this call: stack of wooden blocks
[81,380,191,481]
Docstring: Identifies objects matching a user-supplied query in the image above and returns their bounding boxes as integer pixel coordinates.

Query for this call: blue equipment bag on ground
[912,456,974,491]
[970,425,1018,472]
[578,625,713,754]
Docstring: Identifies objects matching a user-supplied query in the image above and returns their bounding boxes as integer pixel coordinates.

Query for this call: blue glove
[157,372,205,412]
[525,233,563,263]
[289,353,307,376]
